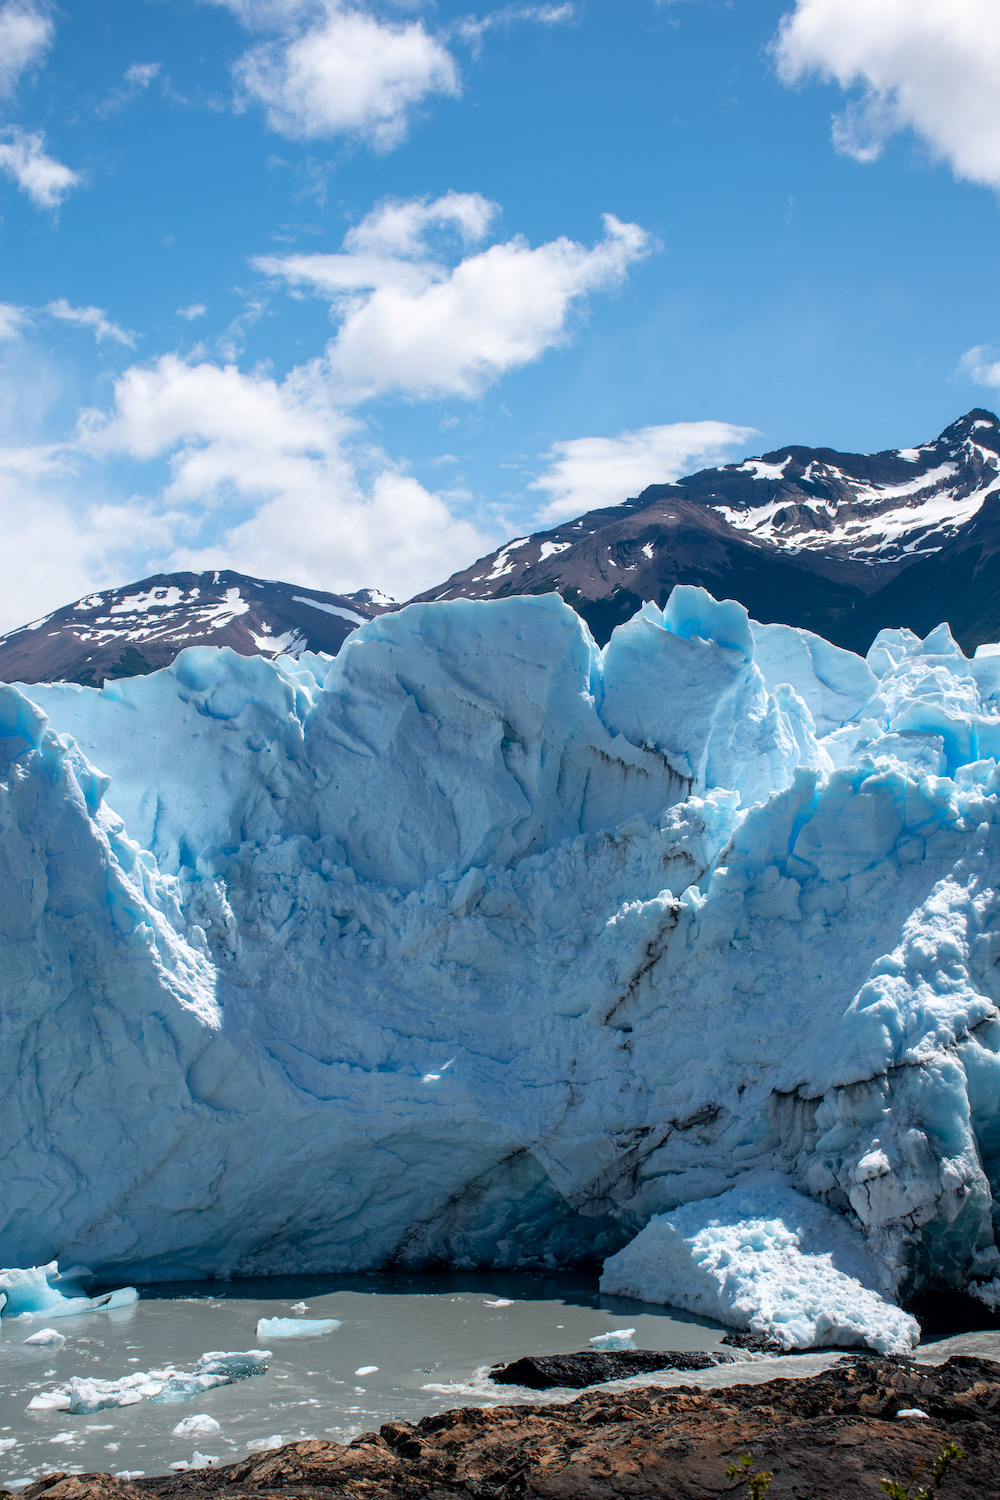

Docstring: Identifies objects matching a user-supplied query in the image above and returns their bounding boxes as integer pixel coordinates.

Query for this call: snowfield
[5,587,1000,1348]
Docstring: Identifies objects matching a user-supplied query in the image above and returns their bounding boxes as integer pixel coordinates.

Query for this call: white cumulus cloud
[257,199,651,400]
[0,0,53,100]
[530,420,758,522]
[230,1,459,148]
[773,0,1000,190]
[79,352,498,601]
[0,126,79,209]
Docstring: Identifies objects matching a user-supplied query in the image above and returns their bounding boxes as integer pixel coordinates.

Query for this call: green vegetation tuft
[879,1440,963,1498]
[725,1451,772,1497]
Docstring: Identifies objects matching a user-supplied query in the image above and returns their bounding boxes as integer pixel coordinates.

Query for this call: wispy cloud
[455,3,574,56]
[177,303,207,321]
[530,421,758,521]
[0,300,29,339]
[96,60,162,117]
[957,345,1000,389]
[46,299,136,347]
[0,0,53,100]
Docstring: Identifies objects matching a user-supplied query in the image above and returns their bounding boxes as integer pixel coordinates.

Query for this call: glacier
[5,586,1000,1341]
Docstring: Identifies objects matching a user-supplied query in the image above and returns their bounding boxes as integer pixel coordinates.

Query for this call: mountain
[0,570,397,686]
[3,410,1000,686]
[415,408,1000,651]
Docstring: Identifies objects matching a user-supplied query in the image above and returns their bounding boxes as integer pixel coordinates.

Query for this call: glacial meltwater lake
[5,1272,999,1489]
[0,1271,731,1486]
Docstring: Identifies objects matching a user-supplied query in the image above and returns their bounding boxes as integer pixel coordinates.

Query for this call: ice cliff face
[4,588,1000,1311]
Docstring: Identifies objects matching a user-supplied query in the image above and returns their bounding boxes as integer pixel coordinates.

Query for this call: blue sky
[1,0,998,627]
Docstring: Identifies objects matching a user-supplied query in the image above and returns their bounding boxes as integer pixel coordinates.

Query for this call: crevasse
[4,587,1000,1336]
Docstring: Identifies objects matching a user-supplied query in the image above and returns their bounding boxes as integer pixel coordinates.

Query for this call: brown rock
[20,1354,1000,1500]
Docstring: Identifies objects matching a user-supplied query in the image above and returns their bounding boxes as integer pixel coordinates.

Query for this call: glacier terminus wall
[6,587,1000,1336]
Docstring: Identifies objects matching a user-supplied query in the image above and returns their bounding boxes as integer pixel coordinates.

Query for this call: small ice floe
[256,1316,340,1339]
[27,1350,271,1413]
[172,1414,222,1437]
[23,1328,66,1347]
[589,1329,636,1351]
[483,1299,513,1307]
[355,1366,378,1376]
[114,1472,144,1481]
[0,1264,137,1321]
[246,1435,283,1452]
[170,1453,220,1471]
[896,1408,930,1419]
[290,1302,308,1313]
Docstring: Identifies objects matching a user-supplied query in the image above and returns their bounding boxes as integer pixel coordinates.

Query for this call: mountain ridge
[3,408,999,684]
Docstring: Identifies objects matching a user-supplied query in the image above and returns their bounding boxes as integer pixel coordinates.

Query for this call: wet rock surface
[490,1350,736,1389]
[21,1354,1000,1499]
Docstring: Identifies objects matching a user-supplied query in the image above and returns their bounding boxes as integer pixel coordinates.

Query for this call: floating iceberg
[589,1329,636,1351]
[27,1350,271,1413]
[172,1414,222,1438]
[22,1327,66,1346]
[600,1172,920,1354]
[256,1316,340,1338]
[6,588,1000,1347]
[0,1264,137,1320]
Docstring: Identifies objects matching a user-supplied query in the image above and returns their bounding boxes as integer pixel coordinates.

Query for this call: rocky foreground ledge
[20,1356,1000,1500]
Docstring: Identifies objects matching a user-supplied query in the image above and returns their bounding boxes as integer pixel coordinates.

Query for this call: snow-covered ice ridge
[6,587,1000,1336]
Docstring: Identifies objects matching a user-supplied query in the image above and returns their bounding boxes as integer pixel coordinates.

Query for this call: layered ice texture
[6,587,1000,1343]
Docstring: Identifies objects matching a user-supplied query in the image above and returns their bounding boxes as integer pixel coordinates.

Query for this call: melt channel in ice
[7,586,1000,1347]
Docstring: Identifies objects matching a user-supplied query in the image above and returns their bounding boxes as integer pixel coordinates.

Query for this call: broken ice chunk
[69,1378,144,1414]
[27,1350,271,1415]
[354,1365,378,1376]
[588,1329,636,1351]
[599,1171,920,1355]
[172,1414,222,1437]
[23,1328,66,1346]
[256,1316,340,1339]
[0,1263,137,1320]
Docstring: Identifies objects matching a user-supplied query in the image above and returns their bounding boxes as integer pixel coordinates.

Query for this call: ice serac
[599,1172,919,1354]
[5,589,1000,1346]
